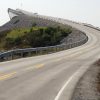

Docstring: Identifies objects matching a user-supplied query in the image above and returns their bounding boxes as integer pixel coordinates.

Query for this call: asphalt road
[0,19,100,100]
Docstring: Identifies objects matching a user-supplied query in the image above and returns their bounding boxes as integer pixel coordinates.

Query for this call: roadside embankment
[72,60,100,100]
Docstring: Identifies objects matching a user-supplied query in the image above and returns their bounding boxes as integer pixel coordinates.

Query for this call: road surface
[0,20,100,100]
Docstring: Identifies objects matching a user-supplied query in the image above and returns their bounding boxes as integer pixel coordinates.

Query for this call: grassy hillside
[6,27,45,39]
[0,26,72,51]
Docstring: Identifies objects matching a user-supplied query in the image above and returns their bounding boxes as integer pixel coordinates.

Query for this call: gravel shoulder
[72,60,100,100]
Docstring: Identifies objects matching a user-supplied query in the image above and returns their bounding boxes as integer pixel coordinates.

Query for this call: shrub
[32,22,37,27]
[2,26,72,49]
[5,36,22,48]
[24,26,72,47]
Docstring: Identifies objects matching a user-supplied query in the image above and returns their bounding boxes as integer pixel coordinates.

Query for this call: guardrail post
[55,46,57,52]
[36,48,38,55]
[0,34,88,62]
[28,52,31,57]
[21,52,23,57]
[11,52,13,60]
[46,48,48,54]
[39,49,41,55]
[6,55,9,60]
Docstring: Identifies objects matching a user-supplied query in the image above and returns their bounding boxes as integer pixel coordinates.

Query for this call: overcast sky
[0,0,100,27]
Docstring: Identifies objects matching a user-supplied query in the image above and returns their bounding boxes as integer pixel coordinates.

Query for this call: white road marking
[54,70,79,100]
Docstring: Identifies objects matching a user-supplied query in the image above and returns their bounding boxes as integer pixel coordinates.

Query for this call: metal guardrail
[84,24,100,31]
[0,36,88,61]
[0,14,89,62]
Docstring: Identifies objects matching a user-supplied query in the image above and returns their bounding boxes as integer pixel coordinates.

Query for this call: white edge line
[54,71,79,100]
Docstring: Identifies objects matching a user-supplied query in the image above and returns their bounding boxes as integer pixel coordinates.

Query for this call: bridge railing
[0,36,88,62]
[84,24,100,31]
[0,13,89,62]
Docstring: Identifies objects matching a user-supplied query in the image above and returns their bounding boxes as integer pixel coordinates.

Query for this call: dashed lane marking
[35,64,45,69]
[0,72,17,81]
[24,64,45,71]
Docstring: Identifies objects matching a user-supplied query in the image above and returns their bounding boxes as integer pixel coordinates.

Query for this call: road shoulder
[72,60,100,100]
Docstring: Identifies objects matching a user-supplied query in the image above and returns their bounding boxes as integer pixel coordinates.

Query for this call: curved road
[0,19,100,100]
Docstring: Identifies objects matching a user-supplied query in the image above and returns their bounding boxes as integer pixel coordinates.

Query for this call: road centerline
[0,72,17,81]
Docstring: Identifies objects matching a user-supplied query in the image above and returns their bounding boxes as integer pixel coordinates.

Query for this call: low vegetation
[0,26,72,51]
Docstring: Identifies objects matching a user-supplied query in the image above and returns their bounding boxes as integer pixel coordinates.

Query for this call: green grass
[6,27,45,39]
[6,29,27,39]
[0,26,72,51]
